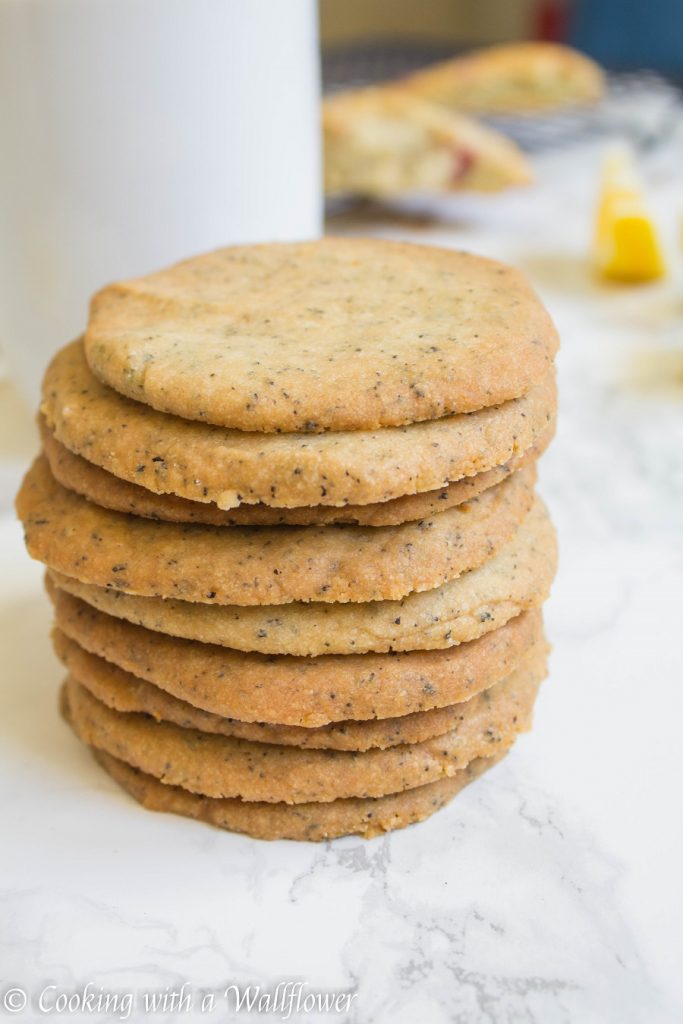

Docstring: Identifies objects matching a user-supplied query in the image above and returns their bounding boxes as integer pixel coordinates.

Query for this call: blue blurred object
[571,0,683,76]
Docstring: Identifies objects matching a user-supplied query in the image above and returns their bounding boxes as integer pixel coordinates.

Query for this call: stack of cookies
[17,238,558,841]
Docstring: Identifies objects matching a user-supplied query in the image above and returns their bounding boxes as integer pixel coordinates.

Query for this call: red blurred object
[534,0,570,41]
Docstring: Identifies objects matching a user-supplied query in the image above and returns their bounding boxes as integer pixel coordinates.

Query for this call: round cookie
[42,340,556,510]
[54,628,548,751]
[47,495,556,656]
[84,238,559,432]
[87,746,504,841]
[60,655,542,802]
[19,455,535,605]
[40,415,553,528]
[49,582,543,726]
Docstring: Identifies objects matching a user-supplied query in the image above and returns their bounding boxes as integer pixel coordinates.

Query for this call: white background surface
[1,134,683,1023]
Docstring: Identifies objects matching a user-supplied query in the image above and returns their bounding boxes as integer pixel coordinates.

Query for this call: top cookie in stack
[83,238,556,432]
[19,238,559,841]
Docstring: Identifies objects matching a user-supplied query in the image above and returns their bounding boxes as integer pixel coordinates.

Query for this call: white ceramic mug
[0,0,322,404]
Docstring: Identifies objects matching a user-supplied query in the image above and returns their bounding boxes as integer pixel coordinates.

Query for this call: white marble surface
[2,134,683,1023]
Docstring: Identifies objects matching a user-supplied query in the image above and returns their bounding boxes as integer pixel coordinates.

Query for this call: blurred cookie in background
[324,86,533,197]
[400,42,605,114]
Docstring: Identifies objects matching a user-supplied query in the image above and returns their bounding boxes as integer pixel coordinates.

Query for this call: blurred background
[320,0,683,77]
[320,0,682,183]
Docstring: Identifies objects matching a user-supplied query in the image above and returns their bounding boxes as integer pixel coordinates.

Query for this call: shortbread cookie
[324,86,532,197]
[49,498,555,657]
[49,582,543,726]
[19,455,534,605]
[88,746,504,841]
[84,239,558,431]
[42,341,556,510]
[61,653,542,802]
[54,627,548,750]
[47,495,556,656]
[40,415,553,527]
[402,42,605,113]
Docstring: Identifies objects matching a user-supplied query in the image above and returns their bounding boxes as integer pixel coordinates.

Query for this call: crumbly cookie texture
[40,415,553,527]
[42,341,556,510]
[61,648,543,803]
[54,624,548,749]
[49,582,543,726]
[83,239,558,432]
[402,42,605,114]
[87,745,506,841]
[18,455,535,606]
[47,495,556,657]
[323,86,532,197]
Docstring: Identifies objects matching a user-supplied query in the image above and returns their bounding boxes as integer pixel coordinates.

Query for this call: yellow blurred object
[594,148,666,283]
